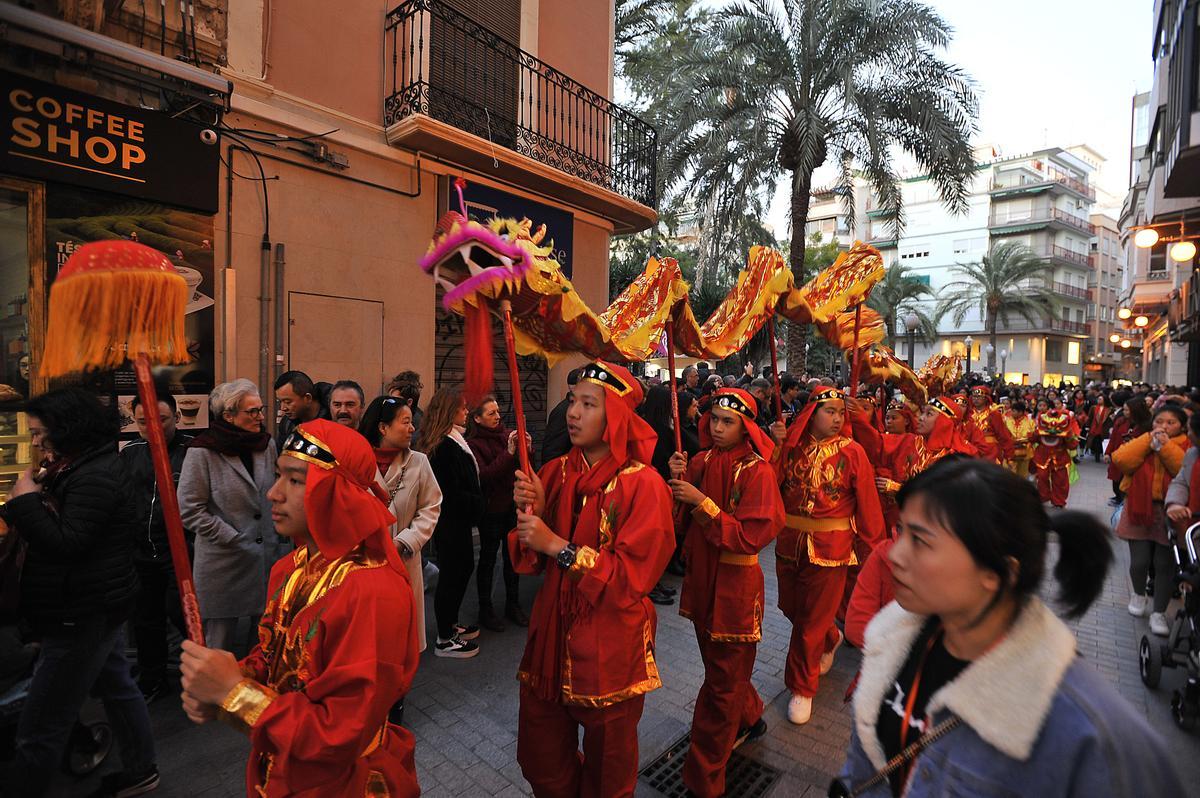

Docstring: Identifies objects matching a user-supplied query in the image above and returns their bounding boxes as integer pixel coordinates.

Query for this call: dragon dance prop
[41,239,204,645]
[421,207,889,404]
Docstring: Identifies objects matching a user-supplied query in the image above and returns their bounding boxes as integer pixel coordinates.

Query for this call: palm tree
[867,262,938,349]
[937,241,1056,374]
[647,0,979,370]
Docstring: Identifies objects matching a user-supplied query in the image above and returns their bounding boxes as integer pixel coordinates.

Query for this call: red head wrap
[699,387,775,459]
[924,396,976,454]
[576,361,657,466]
[886,401,917,433]
[969,385,993,403]
[779,386,846,456]
[281,419,403,573]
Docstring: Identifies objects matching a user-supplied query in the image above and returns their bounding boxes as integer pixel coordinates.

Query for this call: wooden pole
[500,301,533,497]
[134,354,204,644]
[768,316,784,421]
[849,303,864,393]
[666,319,682,452]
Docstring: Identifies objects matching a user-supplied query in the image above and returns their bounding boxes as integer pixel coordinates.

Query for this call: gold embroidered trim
[718,551,758,566]
[220,678,278,731]
[569,545,600,578]
[694,496,721,522]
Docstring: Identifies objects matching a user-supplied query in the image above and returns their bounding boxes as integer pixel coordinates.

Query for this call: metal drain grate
[638,733,781,797]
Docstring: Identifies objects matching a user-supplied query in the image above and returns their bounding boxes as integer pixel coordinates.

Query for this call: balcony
[1050,282,1093,301]
[989,206,1096,236]
[383,0,658,232]
[989,166,1096,201]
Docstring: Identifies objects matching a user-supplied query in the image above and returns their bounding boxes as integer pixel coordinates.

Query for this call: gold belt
[718,552,758,566]
[785,514,852,532]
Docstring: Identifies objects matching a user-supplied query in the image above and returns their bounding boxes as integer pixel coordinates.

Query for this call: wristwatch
[556,543,578,570]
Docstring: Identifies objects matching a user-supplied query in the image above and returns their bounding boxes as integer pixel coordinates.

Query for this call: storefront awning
[0,4,231,111]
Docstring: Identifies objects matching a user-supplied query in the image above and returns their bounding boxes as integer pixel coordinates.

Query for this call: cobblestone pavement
[51,460,1199,796]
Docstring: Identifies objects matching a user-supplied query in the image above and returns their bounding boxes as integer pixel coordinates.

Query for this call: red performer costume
[509,361,674,798]
[773,387,884,724]
[965,385,1015,464]
[183,420,420,798]
[670,389,784,797]
[1031,409,1076,508]
[850,395,978,490]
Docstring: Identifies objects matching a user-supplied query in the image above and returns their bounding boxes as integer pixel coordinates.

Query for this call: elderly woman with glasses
[178,378,284,653]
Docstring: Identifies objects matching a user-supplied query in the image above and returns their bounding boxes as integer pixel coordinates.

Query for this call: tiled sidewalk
[53,459,1198,795]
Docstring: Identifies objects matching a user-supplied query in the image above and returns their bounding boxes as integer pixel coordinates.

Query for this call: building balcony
[989,207,1096,236]
[382,0,658,232]
[948,317,1090,336]
[989,166,1095,201]
[1050,282,1093,301]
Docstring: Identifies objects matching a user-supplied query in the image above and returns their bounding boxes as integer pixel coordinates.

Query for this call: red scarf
[523,361,655,703]
[373,446,403,474]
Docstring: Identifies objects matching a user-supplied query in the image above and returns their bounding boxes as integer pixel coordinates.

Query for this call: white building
[832,146,1101,385]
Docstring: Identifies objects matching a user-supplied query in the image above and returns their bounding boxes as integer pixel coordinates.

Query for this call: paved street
[53,459,1199,796]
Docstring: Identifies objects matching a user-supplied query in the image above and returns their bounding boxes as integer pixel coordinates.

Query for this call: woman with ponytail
[832,458,1183,798]
[1112,404,1188,636]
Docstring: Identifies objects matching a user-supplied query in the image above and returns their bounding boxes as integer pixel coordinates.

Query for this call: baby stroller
[1139,520,1200,732]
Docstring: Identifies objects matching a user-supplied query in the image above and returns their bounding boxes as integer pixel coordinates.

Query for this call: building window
[1046,340,1064,362]
[1067,341,1080,365]
[900,250,930,260]
[911,274,931,286]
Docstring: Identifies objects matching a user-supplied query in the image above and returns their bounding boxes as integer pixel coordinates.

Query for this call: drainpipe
[258,233,271,422]
[273,242,286,385]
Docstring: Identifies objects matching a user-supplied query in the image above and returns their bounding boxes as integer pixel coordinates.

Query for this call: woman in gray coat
[177,379,282,653]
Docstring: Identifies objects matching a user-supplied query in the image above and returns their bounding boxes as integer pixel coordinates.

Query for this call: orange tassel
[40,241,190,378]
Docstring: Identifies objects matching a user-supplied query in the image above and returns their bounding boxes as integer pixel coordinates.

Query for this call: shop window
[1067,341,1080,365]
[0,179,46,497]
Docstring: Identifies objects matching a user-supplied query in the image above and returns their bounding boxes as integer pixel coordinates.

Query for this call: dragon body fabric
[420,211,902,403]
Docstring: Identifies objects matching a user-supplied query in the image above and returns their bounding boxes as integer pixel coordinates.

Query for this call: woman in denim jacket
[834,457,1184,798]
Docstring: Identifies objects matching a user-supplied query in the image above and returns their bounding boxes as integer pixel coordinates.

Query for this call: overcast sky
[767,0,1155,231]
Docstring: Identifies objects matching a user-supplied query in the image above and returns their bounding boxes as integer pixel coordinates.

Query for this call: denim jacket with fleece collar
[837,599,1185,797]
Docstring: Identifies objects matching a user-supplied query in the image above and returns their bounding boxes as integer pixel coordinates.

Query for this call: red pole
[501,301,533,492]
[768,316,784,421]
[134,354,204,644]
[849,303,864,393]
[666,319,682,452]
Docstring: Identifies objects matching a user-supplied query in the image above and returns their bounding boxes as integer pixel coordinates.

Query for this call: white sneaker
[787,693,812,725]
[434,635,479,658]
[1149,612,1170,637]
[820,629,844,675]
[1127,594,1150,617]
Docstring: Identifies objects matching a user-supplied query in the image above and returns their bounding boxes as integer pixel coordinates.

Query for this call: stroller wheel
[64,720,112,776]
[1140,635,1163,688]
[1171,692,1197,732]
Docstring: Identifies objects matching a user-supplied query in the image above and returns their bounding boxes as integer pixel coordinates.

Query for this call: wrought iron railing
[383,0,658,208]
[989,206,1096,234]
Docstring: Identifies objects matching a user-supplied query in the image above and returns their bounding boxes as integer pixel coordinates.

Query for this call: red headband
[700,387,775,459]
[579,361,657,466]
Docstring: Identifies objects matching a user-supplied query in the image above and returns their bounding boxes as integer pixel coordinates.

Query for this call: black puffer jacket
[5,444,139,627]
[118,431,193,563]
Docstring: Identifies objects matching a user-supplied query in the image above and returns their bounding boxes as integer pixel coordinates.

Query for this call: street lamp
[999,347,1009,380]
[1134,315,1150,327]
[985,342,995,377]
[964,335,973,376]
[904,312,920,368]
[1117,307,1132,320]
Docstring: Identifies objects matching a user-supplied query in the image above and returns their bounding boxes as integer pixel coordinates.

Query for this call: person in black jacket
[418,386,485,658]
[540,367,582,465]
[3,388,159,797]
[641,385,700,589]
[120,392,193,703]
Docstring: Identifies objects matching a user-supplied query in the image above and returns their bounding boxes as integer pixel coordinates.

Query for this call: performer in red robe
[180,420,420,797]
[667,388,784,797]
[770,386,884,725]
[850,395,978,490]
[509,360,674,798]
[1032,408,1077,508]
[965,385,1015,464]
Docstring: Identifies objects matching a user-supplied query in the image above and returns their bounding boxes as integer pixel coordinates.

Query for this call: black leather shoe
[505,601,530,627]
[479,605,505,633]
[648,587,675,606]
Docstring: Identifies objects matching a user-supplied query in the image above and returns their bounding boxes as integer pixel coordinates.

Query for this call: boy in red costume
[965,385,1015,464]
[770,386,884,725]
[667,388,784,797]
[509,360,674,798]
[1032,408,1076,508]
[180,420,420,797]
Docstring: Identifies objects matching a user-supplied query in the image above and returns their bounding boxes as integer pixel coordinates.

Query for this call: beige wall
[537,0,614,96]
[214,124,438,398]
